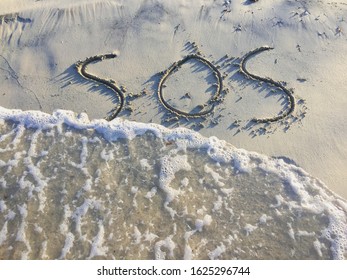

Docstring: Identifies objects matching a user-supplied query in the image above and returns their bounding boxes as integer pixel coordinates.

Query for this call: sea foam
[0,106,346,259]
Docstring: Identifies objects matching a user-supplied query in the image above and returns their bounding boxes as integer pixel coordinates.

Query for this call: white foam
[195,219,204,232]
[41,241,48,259]
[0,221,8,246]
[259,214,272,225]
[321,211,347,259]
[271,194,284,208]
[203,214,213,226]
[69,136,89,170]
[287,223,295,240]
[313,239,323,258]
[59,233,75,259]
[82,178,93,192]
[1,106,347,259]
[154,236,176,260]
[213,196,223,212]
[133,226,142,244]
[72,199,92,238]
[220,188,233,196]
[183,243,193,260]
[9,124,25,150]
[195,215,213,232]
[159,154,191,217]
[100,148,114,162]
[181,177,189,187]
[297,230,315,237]
[34,224,43,233]
[139,158,152,171]
[0,200,7,213]
[145,187,157,200]
[16,204,28,242]
[143,231,159,243]
[88,221,107,259]
[232,150,253,173]
[5,210,16,220]
[15,204,31,258]
[208,243,226,260]
[22,133,48,212]
[244,224,258,236]
[131,186,138,194]
[204,164,225,187]
[60,205,72,234]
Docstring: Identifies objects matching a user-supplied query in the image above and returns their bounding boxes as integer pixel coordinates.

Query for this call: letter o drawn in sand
[158,54,223,118]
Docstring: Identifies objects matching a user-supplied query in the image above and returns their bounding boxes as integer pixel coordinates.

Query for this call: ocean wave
[0,106,346,259]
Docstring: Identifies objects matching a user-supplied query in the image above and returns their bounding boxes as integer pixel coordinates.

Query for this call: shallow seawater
[0,107,346,260]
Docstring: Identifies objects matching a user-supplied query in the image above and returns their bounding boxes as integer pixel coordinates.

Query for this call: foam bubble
[159,154,191,217]
[204,164,225,187]
[195,215,212,232]
[244,224,258,236]
[259,214,272,225]
[5,210,16,220]
[59,233,75,259]
[181,177,189,187]
[88,221,107,259]
[0,200,7,213]
[139,158,151,171]
[145,187,157,200]
[133,226,142,244]
[313,239,323,258]
[183,243,193,260]
[154,236,176,260]
[208,243,226,260]
[0,221,8,246]
[143,231,159,243]
[287,223,295,240]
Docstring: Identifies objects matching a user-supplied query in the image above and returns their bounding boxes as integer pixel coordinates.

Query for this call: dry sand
[0,0,346,198]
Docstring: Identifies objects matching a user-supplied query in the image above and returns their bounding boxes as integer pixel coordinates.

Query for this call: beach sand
[1,0,346,199]
[0,0,347,259]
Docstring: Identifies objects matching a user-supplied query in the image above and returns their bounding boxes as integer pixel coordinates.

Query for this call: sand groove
[75,53,124,121]
[239,46,296,123]
[158,54,223,118]
[75,48,296,124]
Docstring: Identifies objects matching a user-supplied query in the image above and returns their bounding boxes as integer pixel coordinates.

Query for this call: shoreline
[0,0,346,199]
[1,105,346,259]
